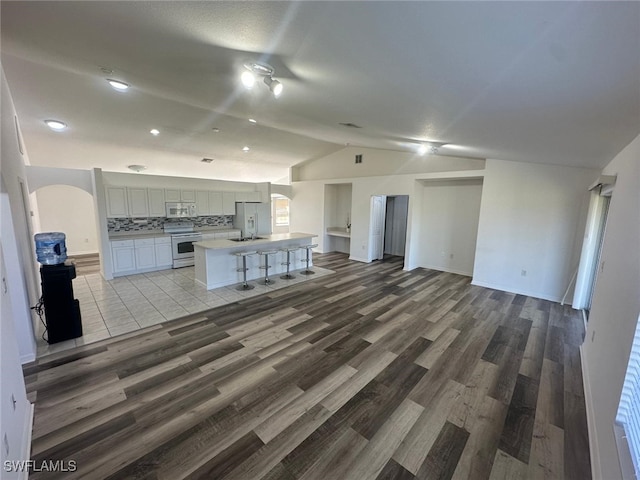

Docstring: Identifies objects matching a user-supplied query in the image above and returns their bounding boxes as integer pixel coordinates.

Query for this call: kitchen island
[194,232,317,289]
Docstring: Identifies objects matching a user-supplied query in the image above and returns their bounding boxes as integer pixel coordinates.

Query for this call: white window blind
[616,314,640,478]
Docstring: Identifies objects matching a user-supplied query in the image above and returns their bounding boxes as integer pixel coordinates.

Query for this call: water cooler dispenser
[35,232,82,343]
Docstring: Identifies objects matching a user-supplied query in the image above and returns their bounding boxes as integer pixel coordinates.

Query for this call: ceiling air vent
[355,154,363,164]
[201,158,214,163]
[339,122,362,128]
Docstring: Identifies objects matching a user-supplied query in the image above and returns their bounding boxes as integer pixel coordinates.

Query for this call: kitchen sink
[229,237,266,242]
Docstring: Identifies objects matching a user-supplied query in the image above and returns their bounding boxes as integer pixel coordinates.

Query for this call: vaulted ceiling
[2,1,639,183]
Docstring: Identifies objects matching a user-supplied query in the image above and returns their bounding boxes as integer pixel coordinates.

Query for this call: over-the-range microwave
[166,202,197,218]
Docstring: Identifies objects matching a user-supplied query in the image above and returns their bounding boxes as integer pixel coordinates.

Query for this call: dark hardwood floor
[23,253,591,479]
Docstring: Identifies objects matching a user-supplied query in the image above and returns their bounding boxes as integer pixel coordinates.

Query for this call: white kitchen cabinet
[134,238,156,270]
[181,190,196,202]
[127,188,149,217]
[165,188,196,203]
[209,192,223,215]
[148,188,166,217]
[222,192,236,215]
[196,190,210,216]
[165,189,181,202]
[154,237,173,267]
[106,187,128,218]
[111,240,136,273]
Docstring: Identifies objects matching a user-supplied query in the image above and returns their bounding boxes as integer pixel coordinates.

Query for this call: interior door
[370,195,386,261]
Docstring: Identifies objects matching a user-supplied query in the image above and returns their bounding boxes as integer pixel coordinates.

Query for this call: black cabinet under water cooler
[40,262,82,343]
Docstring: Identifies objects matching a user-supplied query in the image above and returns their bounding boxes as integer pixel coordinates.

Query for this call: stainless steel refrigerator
[233,202,272,237]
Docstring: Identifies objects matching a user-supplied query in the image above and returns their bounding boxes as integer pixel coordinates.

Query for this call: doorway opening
[573,185,613,319]
[370,195,409,263]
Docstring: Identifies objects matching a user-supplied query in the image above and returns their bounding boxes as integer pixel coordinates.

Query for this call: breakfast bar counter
[194,232,317,289]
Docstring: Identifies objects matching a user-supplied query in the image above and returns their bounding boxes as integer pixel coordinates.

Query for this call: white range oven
[163,222,202,268]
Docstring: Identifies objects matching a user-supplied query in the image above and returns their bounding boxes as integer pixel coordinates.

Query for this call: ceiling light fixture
[150,128,160,136]
[107,79,129,91]
[248,118,257,124]
[241,62,283,98]
[201,158,214,163]
[44,119,67,131]
[242,146,250,152]
[417,141,449,155]
[127,164,147,172]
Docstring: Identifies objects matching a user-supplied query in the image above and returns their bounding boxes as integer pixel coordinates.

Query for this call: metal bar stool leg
[299,244,318,275]
[258,250,277,285]
[281,248,296,280]
[234,251,255,290]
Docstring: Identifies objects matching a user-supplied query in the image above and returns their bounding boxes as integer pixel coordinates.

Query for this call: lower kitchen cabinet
[134,238,156,270]
[111,236,174,276]
[111,240,136,274]
[154,237,173,267]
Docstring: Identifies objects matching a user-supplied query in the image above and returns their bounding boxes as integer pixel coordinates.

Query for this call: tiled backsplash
[108,216,234,233]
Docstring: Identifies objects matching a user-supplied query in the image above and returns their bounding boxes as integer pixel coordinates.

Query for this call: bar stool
[257,250,277,285]
[280,247,298,280]
[233,251,256,291]
[299,244,319,275]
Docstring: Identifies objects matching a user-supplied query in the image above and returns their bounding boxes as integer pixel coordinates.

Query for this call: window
[616,313,640,477]
[274,197,290,227]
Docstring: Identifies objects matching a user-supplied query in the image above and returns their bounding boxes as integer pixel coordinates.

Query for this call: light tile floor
[35,265,334,358]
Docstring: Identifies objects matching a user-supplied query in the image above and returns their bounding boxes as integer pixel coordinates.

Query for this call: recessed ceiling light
[417,145,427,156]
[248,118,257,124]
[211,127,220,133]
[44,120,67,131]
[150,128,160,136]
[127,165,147,172]
[107,79,129,91]
[242,146,250,152]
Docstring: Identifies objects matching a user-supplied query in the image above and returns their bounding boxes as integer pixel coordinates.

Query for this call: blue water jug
[34,232,67,265]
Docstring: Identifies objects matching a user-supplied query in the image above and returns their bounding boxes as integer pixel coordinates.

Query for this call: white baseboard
[348,256,369,263]
[20,351,36,364]
[20,403,34,480]
[470,279,562,302]
[420,264,472,277]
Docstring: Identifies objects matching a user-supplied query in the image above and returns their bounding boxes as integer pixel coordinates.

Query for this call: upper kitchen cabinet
[127,188,149,217]
[222,192,236,215]
[196,191,210,216]
[181,190,196,202]
[105,187,128,218]
[235,191,262,203]
[209,192,223,215]
[165,189,181,202]
[148,188,166,217]
[165,188,196,202]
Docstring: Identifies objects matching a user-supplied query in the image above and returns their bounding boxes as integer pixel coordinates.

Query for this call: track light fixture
[241,62,283,98]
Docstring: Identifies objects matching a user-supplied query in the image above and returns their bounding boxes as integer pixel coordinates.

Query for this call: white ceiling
[2,1,639,183]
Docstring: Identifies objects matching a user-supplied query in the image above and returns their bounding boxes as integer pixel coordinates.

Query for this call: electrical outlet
[592,330,596,342]
[521,269,527,277]
[11,394,16,411]
[449,254,454,259]
[85,238,89,243]
[4,433,9,456]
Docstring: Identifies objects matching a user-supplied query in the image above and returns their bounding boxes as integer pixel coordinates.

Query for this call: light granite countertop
[108,227,240,241]
[194,232,317,251]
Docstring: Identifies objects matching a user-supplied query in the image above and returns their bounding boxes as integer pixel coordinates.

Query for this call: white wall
[35,185,99,255]
[472,159,598,301]
[0,66,35,478]
[1,242,34,479]
[418,180,483,276]
[293,145,485,181]
[0,67,38,362]
[581,133,640,480]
